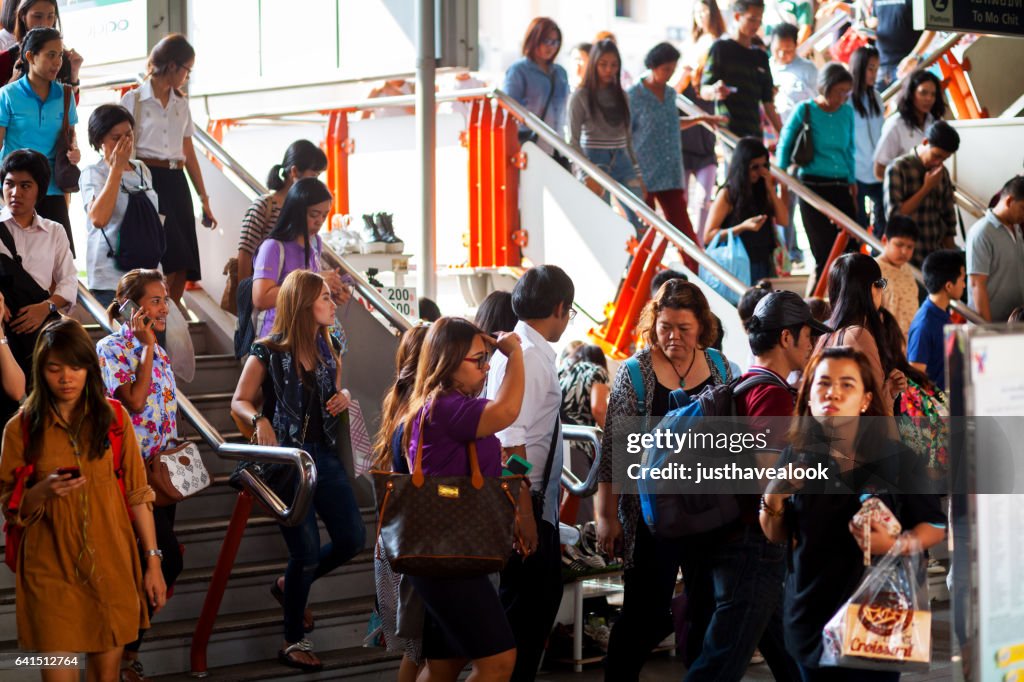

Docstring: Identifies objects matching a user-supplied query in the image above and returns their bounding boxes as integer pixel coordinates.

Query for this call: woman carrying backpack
[236,140,328,282]
[0,318,166,681]
[232,270,364,671]
[0,27,80,251]
[82,104,161,308]
[120,33,215,306]
[595,279,733,679]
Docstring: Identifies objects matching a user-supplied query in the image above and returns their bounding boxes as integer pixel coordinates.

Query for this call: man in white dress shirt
[486,265,574,682]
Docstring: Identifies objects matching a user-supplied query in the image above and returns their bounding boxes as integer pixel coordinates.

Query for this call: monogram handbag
[371,411,524,578]
[147,440,211,506]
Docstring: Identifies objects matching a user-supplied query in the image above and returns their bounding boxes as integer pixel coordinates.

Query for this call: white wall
[949,119,1024,212]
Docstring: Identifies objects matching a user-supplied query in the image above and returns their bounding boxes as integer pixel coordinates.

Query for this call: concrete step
[84,320,211,356]
[179,392,238,440]
[177,355,243,396]
[150,645,401,681]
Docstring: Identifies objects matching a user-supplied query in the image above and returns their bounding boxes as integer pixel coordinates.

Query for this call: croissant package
[820,535,932,672]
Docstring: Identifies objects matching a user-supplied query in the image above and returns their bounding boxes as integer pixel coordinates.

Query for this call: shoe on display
[360,214,388,254]
[375,212,405,254]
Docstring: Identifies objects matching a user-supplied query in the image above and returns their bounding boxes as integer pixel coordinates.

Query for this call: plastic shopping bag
[820,537,931,673]
[699,229,750,305]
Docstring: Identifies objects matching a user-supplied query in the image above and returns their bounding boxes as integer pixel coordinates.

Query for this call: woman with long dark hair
[503,17,569,154]
[252,178,347,337]
[777,62,857,285]
[760,346,945,681]
[873,69,945,178]
[815,253,907,415]
[0,0,82,89]
[236,140,328,281]
[850,46,887,237]
[0,318,166,680]
[568,39,645,236]
[232,270,364,671]
[703,137,787,283]
[120,33,214,305]
[399,316,529,681]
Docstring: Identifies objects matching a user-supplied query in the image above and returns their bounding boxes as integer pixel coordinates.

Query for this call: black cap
[750,291,833,336]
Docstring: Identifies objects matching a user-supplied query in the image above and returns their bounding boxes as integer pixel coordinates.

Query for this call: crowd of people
[0,1,1019,681]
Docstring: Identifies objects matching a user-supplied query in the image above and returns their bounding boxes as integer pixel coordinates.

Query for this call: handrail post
[189,492,254,677]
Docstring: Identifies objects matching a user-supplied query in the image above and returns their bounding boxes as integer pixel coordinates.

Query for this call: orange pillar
[324,109,354,228]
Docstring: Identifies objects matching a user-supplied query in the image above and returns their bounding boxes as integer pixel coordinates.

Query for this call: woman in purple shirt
[252,178,348,336]
[399,316,533,681]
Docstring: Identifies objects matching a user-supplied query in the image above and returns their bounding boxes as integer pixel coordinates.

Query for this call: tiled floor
[536,602,956,681]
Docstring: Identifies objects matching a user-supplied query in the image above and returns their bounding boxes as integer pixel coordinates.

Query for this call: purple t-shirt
[407,392,502,477]
[253,235,323,336]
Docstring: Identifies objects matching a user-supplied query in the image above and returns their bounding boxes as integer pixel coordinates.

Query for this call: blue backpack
[623,353,787,537]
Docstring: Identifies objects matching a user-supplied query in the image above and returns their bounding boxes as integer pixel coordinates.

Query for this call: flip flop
[277,639,323,672]
[270,578,315,633]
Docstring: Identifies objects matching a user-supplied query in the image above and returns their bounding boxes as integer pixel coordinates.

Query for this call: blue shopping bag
[698,229,750,305]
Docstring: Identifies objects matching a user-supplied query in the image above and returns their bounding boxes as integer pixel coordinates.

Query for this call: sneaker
[584,622,612,652]
[927,559,946,575]
[360,214,387,254]
[559,522,581,546]
[375,212,405,254]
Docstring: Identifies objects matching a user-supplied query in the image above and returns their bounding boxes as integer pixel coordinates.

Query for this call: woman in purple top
[252,178,348,336]
[399,316,533,681]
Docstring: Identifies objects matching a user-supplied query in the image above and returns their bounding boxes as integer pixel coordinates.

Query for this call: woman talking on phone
[81,104,161,309]
[232,270,364,672]
[703,137,787,283]
[0,318,166,682]
[95,269,182,682]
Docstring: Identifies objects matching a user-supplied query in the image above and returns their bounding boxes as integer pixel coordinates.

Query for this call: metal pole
[416,0,438,301]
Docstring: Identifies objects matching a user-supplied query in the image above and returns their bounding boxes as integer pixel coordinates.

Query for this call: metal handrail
[954,187,988,220]
[674,93,987,325]
[491,90,748,297]
[797,13,851,57]
[76,283,318,523]
[880,33,963,103]
[190,129,414,333]
[561,424,603,497]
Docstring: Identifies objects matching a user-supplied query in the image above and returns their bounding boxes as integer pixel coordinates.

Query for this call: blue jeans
[583,147,645,237]
[683,524,798,682]
[857,181,887,238]
[278,442,365,643]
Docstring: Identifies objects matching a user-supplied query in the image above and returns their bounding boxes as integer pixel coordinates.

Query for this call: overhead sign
[914,0,1024,38]
[58,0,148,66]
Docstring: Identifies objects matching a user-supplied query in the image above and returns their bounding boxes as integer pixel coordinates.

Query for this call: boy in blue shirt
[907,249,965,391]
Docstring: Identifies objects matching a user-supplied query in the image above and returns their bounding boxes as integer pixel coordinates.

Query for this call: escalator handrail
[796,13,851,57]
[880,33,963,103]
[77,269,316,526]
[954,186,988,220]
[560,424,603,497]
[190,128,414,333]
[491,90,748,298]
[675,93,987,325]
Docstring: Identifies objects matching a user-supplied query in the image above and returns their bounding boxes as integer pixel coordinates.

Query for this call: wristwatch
[144,549,163,561]
[47,302,58,314]
[251,412,263,428]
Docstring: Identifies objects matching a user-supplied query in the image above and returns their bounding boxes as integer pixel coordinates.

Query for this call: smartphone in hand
[56,466,81,479]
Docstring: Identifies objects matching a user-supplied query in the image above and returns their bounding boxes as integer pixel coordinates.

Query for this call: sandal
[270,577,315,632]
[277,639,323,672]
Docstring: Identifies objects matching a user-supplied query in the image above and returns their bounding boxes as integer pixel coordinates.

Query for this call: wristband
[760,495,784,517]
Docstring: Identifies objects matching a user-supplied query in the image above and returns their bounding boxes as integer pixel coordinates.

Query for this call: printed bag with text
[820,539,931,673]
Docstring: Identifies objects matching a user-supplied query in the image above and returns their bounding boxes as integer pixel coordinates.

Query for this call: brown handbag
[53,85,80,193]
[371,410,524,578]
[146,440,211,506]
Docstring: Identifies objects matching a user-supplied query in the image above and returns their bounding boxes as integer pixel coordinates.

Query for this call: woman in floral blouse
[95,268,180,682]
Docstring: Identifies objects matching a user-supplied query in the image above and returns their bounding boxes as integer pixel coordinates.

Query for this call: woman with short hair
[503,17,569,152]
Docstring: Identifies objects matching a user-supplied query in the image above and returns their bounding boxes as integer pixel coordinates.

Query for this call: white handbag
[147,440,211,506]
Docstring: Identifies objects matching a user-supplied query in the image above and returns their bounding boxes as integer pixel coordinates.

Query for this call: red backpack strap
[7,411,35,517]
[106,399,129,512]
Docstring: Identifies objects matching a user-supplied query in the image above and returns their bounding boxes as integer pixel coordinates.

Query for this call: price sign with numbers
[380,287,418,319]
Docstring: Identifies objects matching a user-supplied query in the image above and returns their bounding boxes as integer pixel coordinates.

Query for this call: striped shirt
[237,194,282,259]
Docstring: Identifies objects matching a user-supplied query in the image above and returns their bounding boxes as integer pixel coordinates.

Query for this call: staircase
[0,302,403,681]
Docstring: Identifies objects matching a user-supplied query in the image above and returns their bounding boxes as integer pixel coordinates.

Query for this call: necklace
[664,346,698,389]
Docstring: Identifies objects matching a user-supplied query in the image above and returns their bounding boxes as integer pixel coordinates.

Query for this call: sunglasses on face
[873,277,888,290]
[462,352,491,370]
[541,38,561,48]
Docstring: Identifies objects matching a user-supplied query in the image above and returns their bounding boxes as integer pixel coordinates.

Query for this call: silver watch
[145,549,164,561]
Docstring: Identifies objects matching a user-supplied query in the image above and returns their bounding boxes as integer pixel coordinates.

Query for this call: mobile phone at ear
[56,466,81,479]
[118,299,150,326]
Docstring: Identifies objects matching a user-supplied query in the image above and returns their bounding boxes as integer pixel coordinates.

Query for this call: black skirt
[406,573,515,660]
[148,165,200,280]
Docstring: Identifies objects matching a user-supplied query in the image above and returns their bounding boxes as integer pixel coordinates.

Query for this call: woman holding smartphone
[82,104,160,308]
[232,269,364,672]
[0,318,166,681]
[95,269,182,682]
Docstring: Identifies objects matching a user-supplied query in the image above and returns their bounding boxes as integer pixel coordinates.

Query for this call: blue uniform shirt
[0,78,78,196]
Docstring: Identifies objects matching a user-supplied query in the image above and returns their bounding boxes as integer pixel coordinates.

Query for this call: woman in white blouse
[872,69,944,180]
[120,33,215,306]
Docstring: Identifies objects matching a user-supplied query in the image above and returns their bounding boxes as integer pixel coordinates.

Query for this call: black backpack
[233,240,285,358]
[100,165,165,271]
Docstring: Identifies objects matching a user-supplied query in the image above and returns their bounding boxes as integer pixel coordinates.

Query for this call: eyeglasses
[463,353,491,370]
[178,63,193,75]
[873,278,888,290]
[541,38,561,48]
[568,308,577,320]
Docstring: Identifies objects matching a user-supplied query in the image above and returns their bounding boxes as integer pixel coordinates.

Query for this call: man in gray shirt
[966,176,1024,321]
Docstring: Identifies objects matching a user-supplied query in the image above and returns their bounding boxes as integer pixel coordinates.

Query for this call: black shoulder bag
[530,413,562,522]
[0,221,61,372]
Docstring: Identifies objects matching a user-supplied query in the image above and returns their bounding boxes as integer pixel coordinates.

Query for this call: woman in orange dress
[0,318,166,681]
